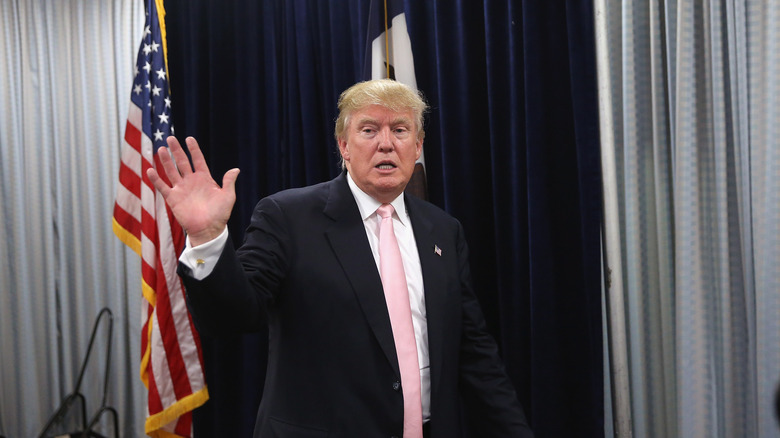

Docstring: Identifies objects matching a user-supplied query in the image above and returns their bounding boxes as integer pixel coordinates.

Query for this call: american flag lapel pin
[434,245,442,256]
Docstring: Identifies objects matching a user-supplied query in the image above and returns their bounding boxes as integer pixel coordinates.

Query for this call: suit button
[392,381,401,391]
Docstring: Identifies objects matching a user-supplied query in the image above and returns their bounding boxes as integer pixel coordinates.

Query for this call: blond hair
[334,79,428,143]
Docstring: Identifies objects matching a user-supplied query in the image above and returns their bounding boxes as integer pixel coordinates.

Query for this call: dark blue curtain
[165,1,603,437]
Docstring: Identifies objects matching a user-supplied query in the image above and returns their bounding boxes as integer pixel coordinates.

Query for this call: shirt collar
[346,172,408,227]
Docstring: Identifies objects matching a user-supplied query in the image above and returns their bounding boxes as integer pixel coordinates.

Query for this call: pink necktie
[377,204,423,438]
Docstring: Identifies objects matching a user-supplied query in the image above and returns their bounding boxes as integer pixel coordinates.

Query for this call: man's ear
[338,138,350,162]
[415,138,423,161]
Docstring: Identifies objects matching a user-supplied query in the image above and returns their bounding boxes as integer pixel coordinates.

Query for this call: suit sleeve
[454,221,535,437]
[179,196,291,335]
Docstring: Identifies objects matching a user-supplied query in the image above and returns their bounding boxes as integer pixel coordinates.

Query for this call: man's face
[338,105,422,203]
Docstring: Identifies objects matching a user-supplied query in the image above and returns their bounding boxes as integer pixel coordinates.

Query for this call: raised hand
[147,136,240,246]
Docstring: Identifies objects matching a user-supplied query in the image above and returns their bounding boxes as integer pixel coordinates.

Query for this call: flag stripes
[112,1,208,436]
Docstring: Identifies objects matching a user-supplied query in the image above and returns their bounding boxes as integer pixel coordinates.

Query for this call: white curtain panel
[0,1,146,437]
[597,0,780,437]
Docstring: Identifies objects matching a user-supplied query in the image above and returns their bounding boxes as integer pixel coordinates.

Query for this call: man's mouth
[376,163,396,170]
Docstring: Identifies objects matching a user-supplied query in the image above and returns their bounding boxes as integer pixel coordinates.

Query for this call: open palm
[147,136,240,246]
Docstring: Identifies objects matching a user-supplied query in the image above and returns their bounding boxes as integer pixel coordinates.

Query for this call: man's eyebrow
[390,117,413,127]
[353,116,413,128]
[355,117,379,127]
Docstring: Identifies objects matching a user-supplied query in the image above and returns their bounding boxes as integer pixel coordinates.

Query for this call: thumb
[222,168,241,193]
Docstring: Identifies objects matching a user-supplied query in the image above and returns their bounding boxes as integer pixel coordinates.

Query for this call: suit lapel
[406,195,448,398]
[324,174,400,376]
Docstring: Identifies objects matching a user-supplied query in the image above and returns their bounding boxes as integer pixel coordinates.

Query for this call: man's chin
[367,181,406,202]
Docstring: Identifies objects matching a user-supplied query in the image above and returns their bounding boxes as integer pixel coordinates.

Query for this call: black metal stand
[38,307,119,438]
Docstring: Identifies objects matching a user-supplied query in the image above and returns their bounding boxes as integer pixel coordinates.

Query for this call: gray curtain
[0,1,146,436]
[597,0,780,437]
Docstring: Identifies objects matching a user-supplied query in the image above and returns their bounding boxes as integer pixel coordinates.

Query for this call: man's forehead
[354,114,414,124]
[352,105,414,123]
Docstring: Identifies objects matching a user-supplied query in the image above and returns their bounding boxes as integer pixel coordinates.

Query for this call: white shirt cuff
[179,227,229,280]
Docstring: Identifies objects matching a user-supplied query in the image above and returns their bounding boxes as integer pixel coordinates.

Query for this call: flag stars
[133,19,175,159]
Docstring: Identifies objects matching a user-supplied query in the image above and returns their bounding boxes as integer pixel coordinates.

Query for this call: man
[148,79,533,437]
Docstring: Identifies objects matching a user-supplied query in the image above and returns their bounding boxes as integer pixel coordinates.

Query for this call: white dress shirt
[179,173,431,421]
[345,173,431,422]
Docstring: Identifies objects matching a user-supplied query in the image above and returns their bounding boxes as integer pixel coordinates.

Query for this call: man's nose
[377,128,394,151]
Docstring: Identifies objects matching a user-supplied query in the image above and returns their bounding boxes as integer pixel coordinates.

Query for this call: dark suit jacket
[181,172,533,438]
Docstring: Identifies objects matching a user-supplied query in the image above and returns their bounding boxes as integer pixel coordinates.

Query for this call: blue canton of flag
[132,9,173,152]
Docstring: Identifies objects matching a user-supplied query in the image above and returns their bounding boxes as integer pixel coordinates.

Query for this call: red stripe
[118,161,142,197]
[125,120,142,152]
[168,204,185,248]
[142,260,157,294]
[145,301,164,416]
[152,152,178,187]
[164,202,206,371]
[185,293,206,369]
[142,208,157,245]
[147,349,164,415]
[174,412,192,436]
[154,248,193,400]
[113,203,142,240]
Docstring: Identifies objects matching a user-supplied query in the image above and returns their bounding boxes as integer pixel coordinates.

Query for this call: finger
[156,145,182,186]
[186,136,210,173]
[221,168,241,194]
[147,168,171,199]
[166,135,182,150]
[167,136,194,176]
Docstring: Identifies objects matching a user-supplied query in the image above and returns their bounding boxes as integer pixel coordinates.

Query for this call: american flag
[112,1,208,436]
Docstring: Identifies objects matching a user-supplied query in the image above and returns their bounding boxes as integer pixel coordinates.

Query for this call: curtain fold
[0,1,146,437]
[598,0,780,436]
[166,1,603,437]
